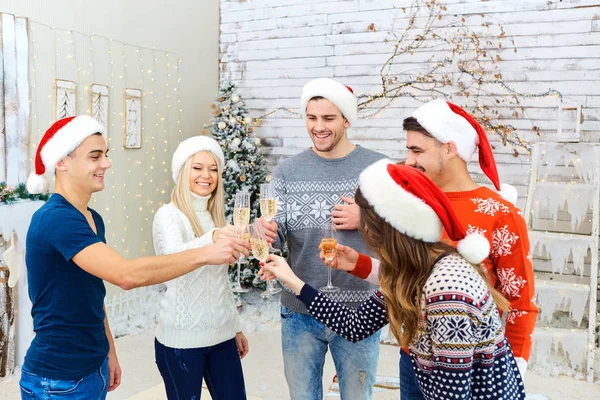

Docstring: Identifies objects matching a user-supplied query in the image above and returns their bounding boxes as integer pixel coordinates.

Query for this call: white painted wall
[0,0,219,298]
[219,0,599,207]
[219,0,600,376]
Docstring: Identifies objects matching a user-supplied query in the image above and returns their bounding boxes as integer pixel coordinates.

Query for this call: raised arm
[298,285,387,342]
[73,238,248,290]
[261,255,387,342]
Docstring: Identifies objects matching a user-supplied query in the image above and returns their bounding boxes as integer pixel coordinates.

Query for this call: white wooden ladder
[524,142,599,382]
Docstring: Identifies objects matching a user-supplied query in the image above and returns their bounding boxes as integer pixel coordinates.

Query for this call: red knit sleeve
[350,252,373,280]
[491,209,538,361]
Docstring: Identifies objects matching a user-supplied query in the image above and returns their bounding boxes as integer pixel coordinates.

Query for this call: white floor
[2,327,599,399]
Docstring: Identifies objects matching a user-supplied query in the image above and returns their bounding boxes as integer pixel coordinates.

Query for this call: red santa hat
[171,135,225,183]
[359,159,490,265]
[300,78,358,126]
[412,99,517,204]
[26,115,107,194]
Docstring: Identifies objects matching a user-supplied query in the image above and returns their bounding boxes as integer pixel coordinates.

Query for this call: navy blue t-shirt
[24,193,109,380]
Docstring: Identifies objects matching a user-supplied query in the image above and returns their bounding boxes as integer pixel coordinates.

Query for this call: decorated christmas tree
[206,83,269,289]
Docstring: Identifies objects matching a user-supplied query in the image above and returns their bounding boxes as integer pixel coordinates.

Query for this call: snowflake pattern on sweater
[445,187,538,361]
[351,187,538,361]
[298,255,526,400]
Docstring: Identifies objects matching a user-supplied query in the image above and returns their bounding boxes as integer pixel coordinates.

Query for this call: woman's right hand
[258,255,305,295]
[212,224,239,242]
[319,244,359,272]
[204,236,250,265]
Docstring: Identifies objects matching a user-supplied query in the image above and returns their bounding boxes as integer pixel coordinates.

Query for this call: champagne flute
[259,183,282,295]
[259,183,278,223]
[319,222,339,293]
[231,225,250,293]
[232,191,251,293]
[249,222,282,297]
[233,190,251,230]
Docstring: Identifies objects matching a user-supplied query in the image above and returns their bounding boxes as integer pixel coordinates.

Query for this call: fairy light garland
[26,20,181,258]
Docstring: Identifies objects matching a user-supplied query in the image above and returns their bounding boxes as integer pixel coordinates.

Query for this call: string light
[251,106,301,125]
[27,20,181,258]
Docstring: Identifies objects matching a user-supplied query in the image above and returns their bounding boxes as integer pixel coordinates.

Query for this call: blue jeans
[154,338,246,400]
[19,357,108,399]
[400,350,423,400]
[281,306,380,400]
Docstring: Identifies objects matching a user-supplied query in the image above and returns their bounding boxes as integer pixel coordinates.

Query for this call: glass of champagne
[232,191,251,293]
[259,183,278,223]
[249,222,278,297]
[233,190,251,230]
[319,222,339,293]
[259,183,282,296]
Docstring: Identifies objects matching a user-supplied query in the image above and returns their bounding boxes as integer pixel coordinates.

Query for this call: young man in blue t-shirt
[20,116,252,399]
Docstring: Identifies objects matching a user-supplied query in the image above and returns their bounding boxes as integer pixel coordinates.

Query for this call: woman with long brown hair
[260,160,525,400]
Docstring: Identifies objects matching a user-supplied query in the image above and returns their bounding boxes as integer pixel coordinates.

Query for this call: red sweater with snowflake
[352,187,538,361]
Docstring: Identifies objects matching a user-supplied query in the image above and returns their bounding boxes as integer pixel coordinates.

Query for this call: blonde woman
[152,136,248,399]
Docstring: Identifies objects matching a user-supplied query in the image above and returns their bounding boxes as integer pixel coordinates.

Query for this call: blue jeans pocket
[19,369,38,399]
[47,377,84,395]
[19,385,35,400]
[280,306,294,319]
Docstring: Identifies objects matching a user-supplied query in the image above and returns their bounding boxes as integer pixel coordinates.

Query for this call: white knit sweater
[152,193,241,349]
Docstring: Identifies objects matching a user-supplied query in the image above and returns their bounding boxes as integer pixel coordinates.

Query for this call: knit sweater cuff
[351,253,373,280]
[297,284,319,306]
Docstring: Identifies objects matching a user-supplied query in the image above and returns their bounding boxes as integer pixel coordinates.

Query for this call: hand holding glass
[319,222,339,293]
[251,222,282,296]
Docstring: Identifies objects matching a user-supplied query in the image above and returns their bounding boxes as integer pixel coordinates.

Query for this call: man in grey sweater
[272,78,386,399]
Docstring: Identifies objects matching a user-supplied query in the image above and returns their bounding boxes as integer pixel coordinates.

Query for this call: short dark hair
[402,117,432,137]
[307,96,348,122]
[67,132,104,157]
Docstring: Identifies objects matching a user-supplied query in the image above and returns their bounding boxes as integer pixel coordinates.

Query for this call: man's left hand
[332,196,360,230]
[257,217,278,243]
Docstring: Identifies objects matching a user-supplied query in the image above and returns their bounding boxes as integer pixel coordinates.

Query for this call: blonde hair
[171,151,226,237]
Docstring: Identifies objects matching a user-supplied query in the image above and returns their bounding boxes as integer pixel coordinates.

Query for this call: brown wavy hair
[354,188,509,347]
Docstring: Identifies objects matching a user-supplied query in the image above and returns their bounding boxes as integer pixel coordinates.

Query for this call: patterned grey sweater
[272,146,386,313]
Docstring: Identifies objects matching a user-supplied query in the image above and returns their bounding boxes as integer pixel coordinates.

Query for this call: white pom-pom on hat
[496,183,518,205]
[26,172,50,195]
[457,233,490,265]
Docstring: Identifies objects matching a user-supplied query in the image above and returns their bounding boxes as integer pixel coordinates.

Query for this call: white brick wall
[220,0,600,376]
[219,0,600,201]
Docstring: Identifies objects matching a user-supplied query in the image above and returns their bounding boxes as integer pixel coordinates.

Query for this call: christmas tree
[207,83,269,289]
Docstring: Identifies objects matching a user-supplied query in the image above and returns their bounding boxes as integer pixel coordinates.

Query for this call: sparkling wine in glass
[319,222,339,293]
[259,184,278,222]
[233,192,251,229]
[250,223,270,262]
[250,222,282,297]
[259,183,282,296]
